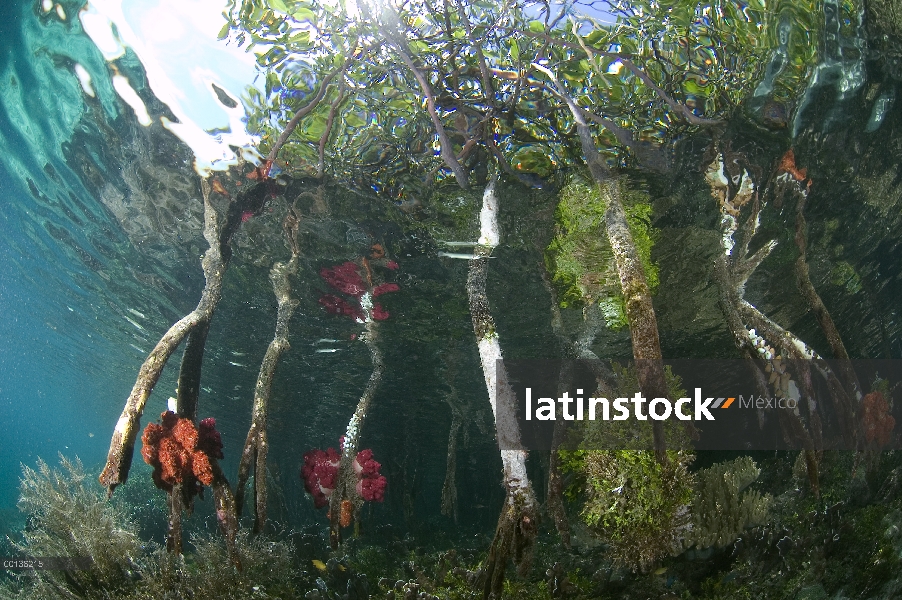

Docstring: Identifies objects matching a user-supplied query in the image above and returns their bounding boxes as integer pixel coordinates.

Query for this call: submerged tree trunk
[533,63,671,459]
[99,179,230,495]
[235,252,299,533]
[329,286,385,549]
[467,178,538,598]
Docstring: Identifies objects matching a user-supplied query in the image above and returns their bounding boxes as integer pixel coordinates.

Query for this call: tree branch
[267,58,352,164]
[317,81,347,179]
[391,41,471,189]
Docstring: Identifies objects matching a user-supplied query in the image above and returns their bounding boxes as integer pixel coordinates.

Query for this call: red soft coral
[353,449,381,478]
[319,294,364,320]
[356,473,387,502]
[319,260,399,322]
[372,283,399,297]
[141,411,224,498]
[371,304,390,320]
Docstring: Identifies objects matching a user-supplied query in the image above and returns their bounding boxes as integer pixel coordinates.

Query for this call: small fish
[315,348,340,353]
[315,338,340,345]
[88,432,94,438]
[202,386,213,394]
[437,240,479,247]
[124,315,146,332]
[228,361,246,367]
[653,567,667,576]
[129,343,145,354]
[437,251,496,260]
[127,308,146,319]
[311,559,327,572]
[230,350,245,356]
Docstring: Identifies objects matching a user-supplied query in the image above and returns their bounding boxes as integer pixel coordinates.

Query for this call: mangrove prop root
[535,62,671,458]
[547,359,572,549]
[708,155,824,491]
[480,487,539,599]
[546,417,570,549]
[235,253,300,533]
[790,180,860,437]
[603,182,670,458]
[441,414,461,521]
[99,179,229,495]
[329,290,385,549]
[176,320,210,423]
[211,461,241,569]
[793,184,851,363]
[467,179,539,596]
[167,484,184,554]
[100,174,273,497]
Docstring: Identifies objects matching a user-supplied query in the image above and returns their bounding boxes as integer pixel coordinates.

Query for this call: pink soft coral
[321,262,367,296]
[301,448,341,509]
[318,261,399,321]
[300,444,387,509]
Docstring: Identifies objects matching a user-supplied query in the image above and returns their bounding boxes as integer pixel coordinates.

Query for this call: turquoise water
[2,0,902,598]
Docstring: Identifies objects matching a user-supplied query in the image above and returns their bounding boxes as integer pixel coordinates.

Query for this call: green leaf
[528,20,545,33]
[344,112,366,127]
[298,114,328,140]
[270,0,288,12]
[585,29,605,46]
[217,21,231,40]
[510,39,520,60]
[291,7,315,22]
[287,30,310,46]
[408,40,429,55]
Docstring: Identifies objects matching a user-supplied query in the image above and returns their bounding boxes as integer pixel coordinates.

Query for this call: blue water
[0,0,194,527]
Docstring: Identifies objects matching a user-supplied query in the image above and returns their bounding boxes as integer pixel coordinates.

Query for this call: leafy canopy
[221,0,819,196]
